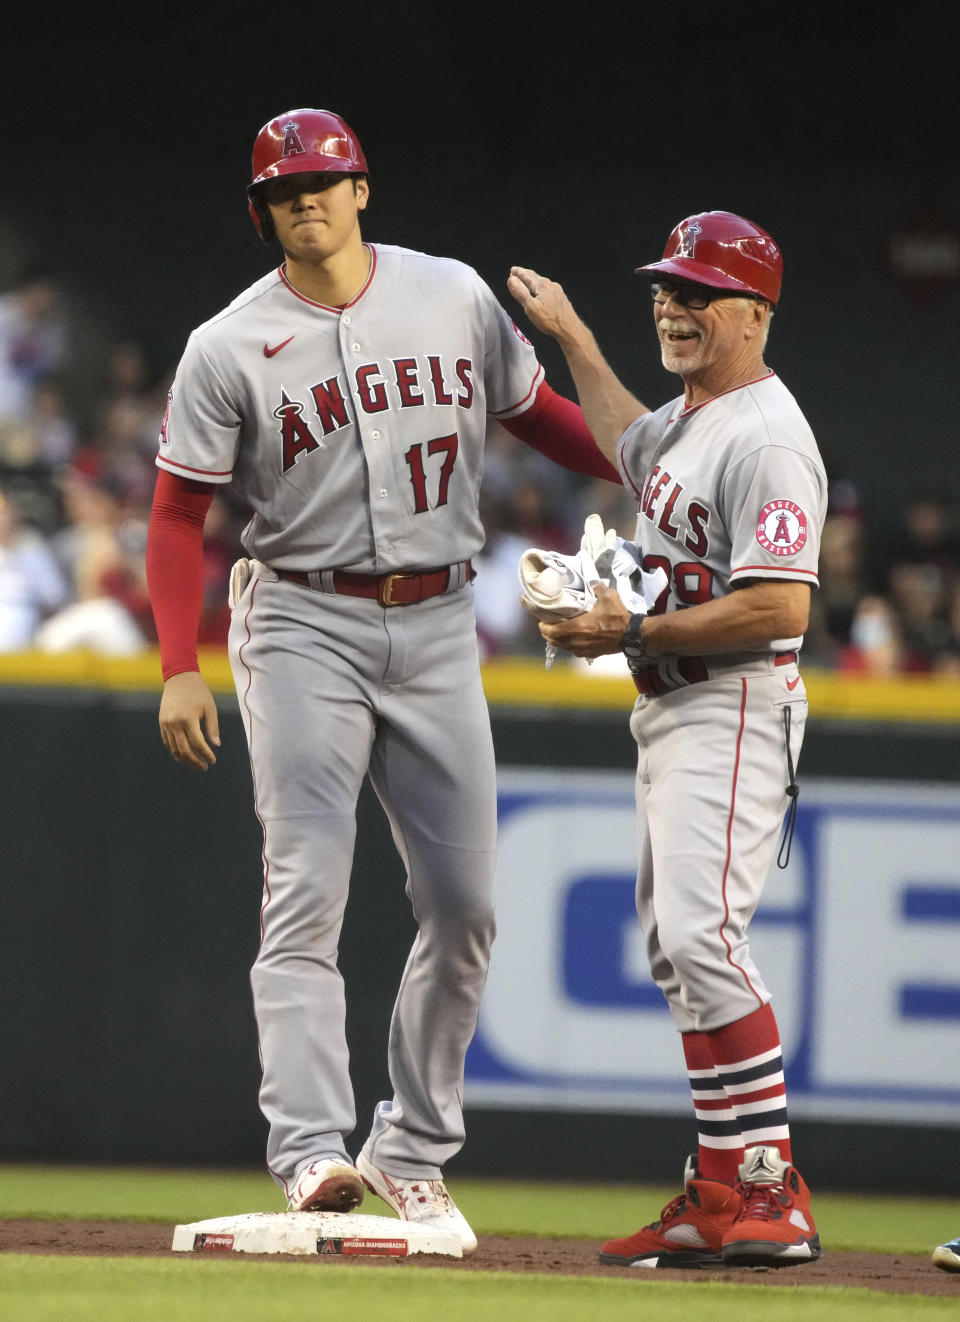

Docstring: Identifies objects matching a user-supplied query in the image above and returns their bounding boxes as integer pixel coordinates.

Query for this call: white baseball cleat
[933,1236,960,1272]
[355,1151,477,1254]
[287,1158,364,1213]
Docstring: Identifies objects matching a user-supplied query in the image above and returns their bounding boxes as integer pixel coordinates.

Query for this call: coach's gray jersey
[616,372,827,657]
[158,244,543,570]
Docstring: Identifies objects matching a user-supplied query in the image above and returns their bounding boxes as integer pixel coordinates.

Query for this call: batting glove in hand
[593,536,667,617]
[519,515,668,669]
[517,513,620,622]
[518,548,596,622]
[581,512,667,619]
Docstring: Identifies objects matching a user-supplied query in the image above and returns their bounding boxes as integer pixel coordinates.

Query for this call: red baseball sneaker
[721,1144,821,1266]
[599,1156,742,1268]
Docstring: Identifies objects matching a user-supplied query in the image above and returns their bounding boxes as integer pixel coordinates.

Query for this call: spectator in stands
[877,490,960,671]
[472,489,540,659]
[886,561,953,671]
[22,377,79,470]
[836,596,906,675]
[568,473,640,547]
[882,489,960,584]
[505,475,572,552]
[0,376,78,536]
[0,486,69,651]
[0,262,68,426]
[100,339,152,407]
[36,464,151,655]
[802,513,871,667]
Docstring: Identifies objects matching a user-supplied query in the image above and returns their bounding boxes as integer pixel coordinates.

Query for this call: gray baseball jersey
[615,372,827,1032]
[158,243,543,570]
[617,371,826,690]
[159,244,544,1195]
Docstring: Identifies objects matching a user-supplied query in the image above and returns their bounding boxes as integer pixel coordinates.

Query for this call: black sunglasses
[649,279,761,310]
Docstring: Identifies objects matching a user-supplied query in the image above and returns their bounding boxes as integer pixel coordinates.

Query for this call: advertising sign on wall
[466,770,960,1126]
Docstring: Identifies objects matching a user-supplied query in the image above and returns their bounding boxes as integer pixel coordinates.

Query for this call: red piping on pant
[718,678,764,1007]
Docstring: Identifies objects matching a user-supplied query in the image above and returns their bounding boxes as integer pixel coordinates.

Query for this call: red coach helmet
[247,108,369,242]
[635,211,783,305]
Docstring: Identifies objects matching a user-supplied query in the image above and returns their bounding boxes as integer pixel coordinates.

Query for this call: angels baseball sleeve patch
[755,500,808,556]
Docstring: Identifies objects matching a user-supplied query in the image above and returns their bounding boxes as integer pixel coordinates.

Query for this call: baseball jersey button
[352,342,362,352]
[371,430,381,439]
[378,489,388,497]
[342,315,352,325]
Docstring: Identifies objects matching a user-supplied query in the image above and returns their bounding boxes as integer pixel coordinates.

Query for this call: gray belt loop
[447,561,469,593]
[318,571,337,592]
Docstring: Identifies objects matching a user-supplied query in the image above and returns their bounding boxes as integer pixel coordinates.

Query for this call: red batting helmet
[247,108,369,242]
[635,211,783,305]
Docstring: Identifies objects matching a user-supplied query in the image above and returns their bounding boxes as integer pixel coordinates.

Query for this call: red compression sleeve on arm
[146,469,216,680]
[498,382,622,484]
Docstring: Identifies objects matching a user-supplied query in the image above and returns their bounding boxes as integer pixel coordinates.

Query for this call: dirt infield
[2,1220,959,1297]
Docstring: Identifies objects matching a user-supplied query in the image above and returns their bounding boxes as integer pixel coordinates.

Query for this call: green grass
[1,1163,958,1257]
[2,1165,960,1322]
[2,1257,959,1322]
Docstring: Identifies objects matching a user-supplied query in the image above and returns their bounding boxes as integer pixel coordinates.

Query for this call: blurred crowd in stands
[2,260,960,676]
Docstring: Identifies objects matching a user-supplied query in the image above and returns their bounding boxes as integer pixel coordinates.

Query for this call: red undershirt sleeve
[146,468,217,681]
[498,382,622,484]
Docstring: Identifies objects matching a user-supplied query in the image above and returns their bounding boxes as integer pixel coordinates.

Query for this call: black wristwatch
[620,613,648,673]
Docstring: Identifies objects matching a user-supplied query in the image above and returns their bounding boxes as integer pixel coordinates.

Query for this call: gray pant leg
[360,595,497,1179]
[230,583,377,1191]
[251,816,358,1187]
[631,677,804,1034]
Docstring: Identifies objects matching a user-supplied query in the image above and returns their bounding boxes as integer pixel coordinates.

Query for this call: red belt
[632,652,798,697]
[275,563,469,607]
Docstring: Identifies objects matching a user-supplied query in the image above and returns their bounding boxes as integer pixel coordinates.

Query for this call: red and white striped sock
[707,1001,792,1165]
[681,1030,743,1184]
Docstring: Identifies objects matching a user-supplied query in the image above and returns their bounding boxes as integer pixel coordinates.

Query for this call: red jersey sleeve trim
[156,454,233,481]
[489,363,546,418]
[731,564,820,578]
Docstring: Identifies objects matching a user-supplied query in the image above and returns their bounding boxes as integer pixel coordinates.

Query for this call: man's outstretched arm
[507,266,649,464]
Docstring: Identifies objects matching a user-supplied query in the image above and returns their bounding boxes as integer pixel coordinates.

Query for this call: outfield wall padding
[1,684,957,1193]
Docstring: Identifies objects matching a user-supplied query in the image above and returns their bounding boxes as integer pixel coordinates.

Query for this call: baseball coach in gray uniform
[509,212,827,1270]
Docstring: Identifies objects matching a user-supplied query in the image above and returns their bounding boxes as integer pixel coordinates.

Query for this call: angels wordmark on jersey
[157,245,543,571]
[616,373,827,655]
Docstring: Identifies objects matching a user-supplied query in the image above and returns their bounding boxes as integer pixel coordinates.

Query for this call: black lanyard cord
[777,702,800,869]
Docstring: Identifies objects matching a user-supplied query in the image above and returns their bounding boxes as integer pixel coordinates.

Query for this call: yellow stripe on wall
[1,649,960,723]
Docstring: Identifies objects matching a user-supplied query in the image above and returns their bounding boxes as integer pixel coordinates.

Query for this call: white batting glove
[518,548,595,622]
[594,536,668,616]
[519,514,667,669]
[517,516,610,668]
[518,547,595,671]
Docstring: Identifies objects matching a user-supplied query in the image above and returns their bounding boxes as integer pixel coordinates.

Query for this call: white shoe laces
[407,1179,457,1217]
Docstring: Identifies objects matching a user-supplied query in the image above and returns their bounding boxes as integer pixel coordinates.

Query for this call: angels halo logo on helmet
[247,108,369,243]
[636,210,783,306]
[674,220,702,260]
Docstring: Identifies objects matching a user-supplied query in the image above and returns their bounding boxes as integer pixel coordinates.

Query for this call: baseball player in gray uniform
[145,108,615,1253]
[509,211,827,1269]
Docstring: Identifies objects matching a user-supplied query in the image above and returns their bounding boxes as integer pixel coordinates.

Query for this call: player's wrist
[620,613,649,673]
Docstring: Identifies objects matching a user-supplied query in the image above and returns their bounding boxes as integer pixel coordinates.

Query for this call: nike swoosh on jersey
[263,336,295,358]
[786,675,801,691]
